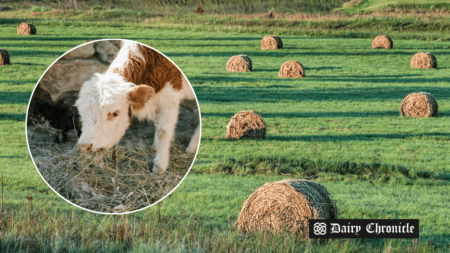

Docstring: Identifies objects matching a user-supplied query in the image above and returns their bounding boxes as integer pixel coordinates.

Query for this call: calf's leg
[186,124,200,153]
[152,101,179,175]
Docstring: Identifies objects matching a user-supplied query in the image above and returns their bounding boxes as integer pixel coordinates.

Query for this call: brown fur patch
[107,110,120,121]
[79,80,84,89]
[127,85,155,110]
[119,45,183,93]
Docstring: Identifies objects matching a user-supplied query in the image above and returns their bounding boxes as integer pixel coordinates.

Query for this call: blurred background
[0,0,347,15]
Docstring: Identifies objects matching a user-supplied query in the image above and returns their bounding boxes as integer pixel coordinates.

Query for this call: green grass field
[0,12,450,253]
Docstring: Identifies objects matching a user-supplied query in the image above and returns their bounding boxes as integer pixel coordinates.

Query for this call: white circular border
[25,38,202,215]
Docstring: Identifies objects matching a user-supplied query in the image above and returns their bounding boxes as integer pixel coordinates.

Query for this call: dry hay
[400,92,438,118]
[226,111,266,139]
[226,55,252,72]
[235,179,337,236]
[261,35,283,50]
[28,122,195,213]
[410,52,437,69]
[371,35,393,49]
[279,60,305,78]
[17,22,36,35]
[0,49,10,65]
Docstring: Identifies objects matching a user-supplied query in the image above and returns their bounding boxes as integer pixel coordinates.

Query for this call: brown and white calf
[75,40,200,174]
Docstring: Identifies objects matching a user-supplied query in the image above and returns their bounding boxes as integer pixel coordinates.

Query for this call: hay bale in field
[0,49,10,65]
[372,35,393,49]
[261,35,283,50]
[279,60,305,78]
[235,179,337,236]
[226,111,266,139]
[410,52,437,69]
[400,92,438,118]
[226,55,252,72]
[17,22,36,35]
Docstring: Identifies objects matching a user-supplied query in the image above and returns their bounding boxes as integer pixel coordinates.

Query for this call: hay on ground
[27,122,195,213]
[235,179,337,237]
[226,111,266,139]
[410,52,437,69]
[17,22,36,35]
[372,35,393,49]
[0,49,10,65]
[261,35,283,50]
[226,55,252,72]
[279,60,305,78]
[400,92,438,117]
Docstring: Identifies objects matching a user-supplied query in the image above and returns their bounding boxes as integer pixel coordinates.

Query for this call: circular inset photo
[26,39,201,214]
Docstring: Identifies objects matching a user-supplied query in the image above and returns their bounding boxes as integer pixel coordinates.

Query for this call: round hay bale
[410,52,437,69]
[235,179,337,236]
[226,55,252,72]
[0,49,10,65]
[17,22,36,35]
[400,92,438,117]
[372,35,393,49]
[261,35,283,50]
[279,60,305,78]
[226,111,266,139]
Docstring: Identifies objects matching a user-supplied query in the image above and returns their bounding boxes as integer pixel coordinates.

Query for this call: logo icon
[313,222,327,235]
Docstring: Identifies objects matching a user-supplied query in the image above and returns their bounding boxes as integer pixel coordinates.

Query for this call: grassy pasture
[0,22,449,251]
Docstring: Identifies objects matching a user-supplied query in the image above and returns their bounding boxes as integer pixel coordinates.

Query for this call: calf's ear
[127,85,155,110]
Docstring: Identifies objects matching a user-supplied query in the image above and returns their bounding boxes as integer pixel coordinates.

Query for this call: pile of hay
[261,35,283,50]
[410,52,437,69]
[279,60,305,78]
[400,92,438,118]
[372,35,393,49]
[226,55,252,72]
[226,111,266,139]
[0,49,10,65]
[28,121,195,213]
[17,22,36,35]
[235,179,337,236]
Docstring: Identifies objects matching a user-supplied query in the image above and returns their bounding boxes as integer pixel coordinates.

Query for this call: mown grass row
[193,156,448,186]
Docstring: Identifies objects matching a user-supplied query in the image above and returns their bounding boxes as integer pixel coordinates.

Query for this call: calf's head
[75,73,155,154]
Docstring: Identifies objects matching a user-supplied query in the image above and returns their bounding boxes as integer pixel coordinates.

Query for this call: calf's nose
[78,143,93,154]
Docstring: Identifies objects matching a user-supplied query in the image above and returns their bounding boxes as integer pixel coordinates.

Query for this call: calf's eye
[107,110,120,121]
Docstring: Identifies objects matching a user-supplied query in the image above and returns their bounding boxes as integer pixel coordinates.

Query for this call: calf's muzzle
[78,143,93,154]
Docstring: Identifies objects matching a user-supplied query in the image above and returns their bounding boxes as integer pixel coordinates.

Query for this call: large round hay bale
[372,35,393,49]
[17,22,37,35]
[279,60,305,78]
[226,111,266,139]
[400,92,438,117]
[410,52,437,69]
[235,179,337,236]
[226,55,252,72]
[0,49,10,65]
[261,35,283,50]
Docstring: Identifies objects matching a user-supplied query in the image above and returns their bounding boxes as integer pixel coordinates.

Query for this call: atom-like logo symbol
[313,222,327,235]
